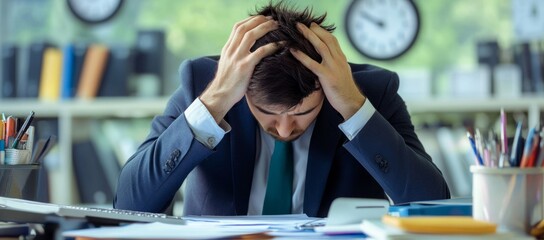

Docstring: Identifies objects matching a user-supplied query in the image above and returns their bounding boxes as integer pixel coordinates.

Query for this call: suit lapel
[228,97,257,215]
[304,101,343,216]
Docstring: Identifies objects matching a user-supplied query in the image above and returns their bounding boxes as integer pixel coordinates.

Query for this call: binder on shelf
[38,47,62,101]
[23,42,49,98]
[70,43,88,98]
[98,45,133,97]
[60,44,75,99]
[134,30,165,76]
[514,43,534,93]
[134,30,165,96]
[476,40,500,94]
[72,140,115,204]
[76,44,109,99]
[530,44,544,93]
[90,122,121,197]
[1,44,18,98]
[15,45,29,99]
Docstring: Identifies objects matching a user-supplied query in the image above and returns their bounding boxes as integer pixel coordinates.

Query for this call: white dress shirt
[185,98,376,214]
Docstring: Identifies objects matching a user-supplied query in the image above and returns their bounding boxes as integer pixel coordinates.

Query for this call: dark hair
[247,1,335,109]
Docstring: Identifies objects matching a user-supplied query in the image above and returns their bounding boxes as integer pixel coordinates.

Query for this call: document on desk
[63,222,268,239]
[0,196,60,214]
[63,216,331,239]
[183,214,320,227]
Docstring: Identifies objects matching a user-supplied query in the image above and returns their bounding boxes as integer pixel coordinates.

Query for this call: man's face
[246,90,324,142]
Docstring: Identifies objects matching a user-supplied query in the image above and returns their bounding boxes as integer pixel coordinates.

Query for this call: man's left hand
[290,22,366,121]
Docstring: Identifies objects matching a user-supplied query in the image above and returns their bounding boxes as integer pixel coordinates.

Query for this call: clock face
[345,0,420,60]
[512,0,544,41]
[67,0,124,24]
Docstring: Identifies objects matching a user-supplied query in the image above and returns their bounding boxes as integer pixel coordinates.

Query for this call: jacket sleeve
[343,71,451,204]
[114,59,215,212]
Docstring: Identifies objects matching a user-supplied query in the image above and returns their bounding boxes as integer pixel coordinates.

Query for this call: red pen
[4,116,16,148]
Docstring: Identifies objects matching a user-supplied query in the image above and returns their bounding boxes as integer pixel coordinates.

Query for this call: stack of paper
[63,214,328,239]
[63,222,267,239]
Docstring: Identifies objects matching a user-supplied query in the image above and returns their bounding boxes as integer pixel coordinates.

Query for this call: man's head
[246,1,335,141]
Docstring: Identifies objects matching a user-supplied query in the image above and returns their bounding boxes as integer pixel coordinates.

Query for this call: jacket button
[170,149,181,161]
[164,160,175,174]
[375,154,388,172]
[375,154,383,163]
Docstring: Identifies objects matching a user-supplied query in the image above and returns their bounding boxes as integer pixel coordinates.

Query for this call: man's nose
[276,116,294,138]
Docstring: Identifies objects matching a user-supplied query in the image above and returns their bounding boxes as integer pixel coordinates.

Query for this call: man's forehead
[254,93,323,115]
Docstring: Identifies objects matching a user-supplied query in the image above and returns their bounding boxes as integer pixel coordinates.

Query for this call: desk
[0,196,537,239]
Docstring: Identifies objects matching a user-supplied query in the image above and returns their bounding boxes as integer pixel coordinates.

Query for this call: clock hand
[359,11,385,28]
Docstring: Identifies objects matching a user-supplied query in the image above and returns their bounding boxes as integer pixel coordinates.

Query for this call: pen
[0,121,4,144]
[0,140,4,164]
[4,116,16,149]
[520,127,536,168]
[498,110,508,167]
[500,108,508,155]
[475,129,483,159]
[535,131,544,167]
[11,111,34,149]
[488,130,499,167]
[510,121,523,167]
[525,130,541,168]
[467,132,484,166]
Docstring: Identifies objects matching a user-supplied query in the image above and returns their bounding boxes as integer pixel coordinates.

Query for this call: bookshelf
[1,97,169,205]
[1,96,543,204]
[406,96,544,128]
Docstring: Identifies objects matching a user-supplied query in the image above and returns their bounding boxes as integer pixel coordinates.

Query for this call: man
[114,2,450,217]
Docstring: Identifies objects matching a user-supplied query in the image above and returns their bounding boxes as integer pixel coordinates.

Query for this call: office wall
[0,0,512,96]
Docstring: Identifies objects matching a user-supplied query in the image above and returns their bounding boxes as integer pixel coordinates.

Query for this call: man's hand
[290,22,366,121]
[199,16,280,123]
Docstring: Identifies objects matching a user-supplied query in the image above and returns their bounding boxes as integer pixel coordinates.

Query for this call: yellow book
[382,215,496,234]
[39,48,63,100]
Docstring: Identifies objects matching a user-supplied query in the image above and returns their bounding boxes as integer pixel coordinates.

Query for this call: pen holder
[4,149,32,165]
[471,166,544,234]
[0,164,40,201]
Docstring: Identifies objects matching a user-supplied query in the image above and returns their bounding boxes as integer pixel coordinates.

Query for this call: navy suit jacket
[114,56,450,217]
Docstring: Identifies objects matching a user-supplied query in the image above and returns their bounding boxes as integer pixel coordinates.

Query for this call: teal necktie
[262,140,293,215]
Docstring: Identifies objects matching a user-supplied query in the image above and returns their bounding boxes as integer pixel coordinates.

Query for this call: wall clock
[67,0,124,24]
[344,0,421,60]
[512,0,544,41]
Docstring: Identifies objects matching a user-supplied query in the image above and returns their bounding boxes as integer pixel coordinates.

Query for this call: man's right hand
[199,15,280,124]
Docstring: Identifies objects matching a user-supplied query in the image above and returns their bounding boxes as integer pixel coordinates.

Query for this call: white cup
[471,166,544,234]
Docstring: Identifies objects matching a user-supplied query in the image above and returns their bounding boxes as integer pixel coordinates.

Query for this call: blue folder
[389,198,472,217]
[389,204,472,217]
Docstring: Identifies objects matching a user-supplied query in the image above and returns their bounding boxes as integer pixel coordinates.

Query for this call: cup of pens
[469,109,544,233]
[0,111,40,201]
[2,111,35,165]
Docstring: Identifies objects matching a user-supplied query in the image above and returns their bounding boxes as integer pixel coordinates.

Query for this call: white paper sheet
[63,222,267,239]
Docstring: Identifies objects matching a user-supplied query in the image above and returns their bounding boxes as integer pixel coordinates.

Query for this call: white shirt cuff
[185,98,231,149]
[338,99,376,141]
